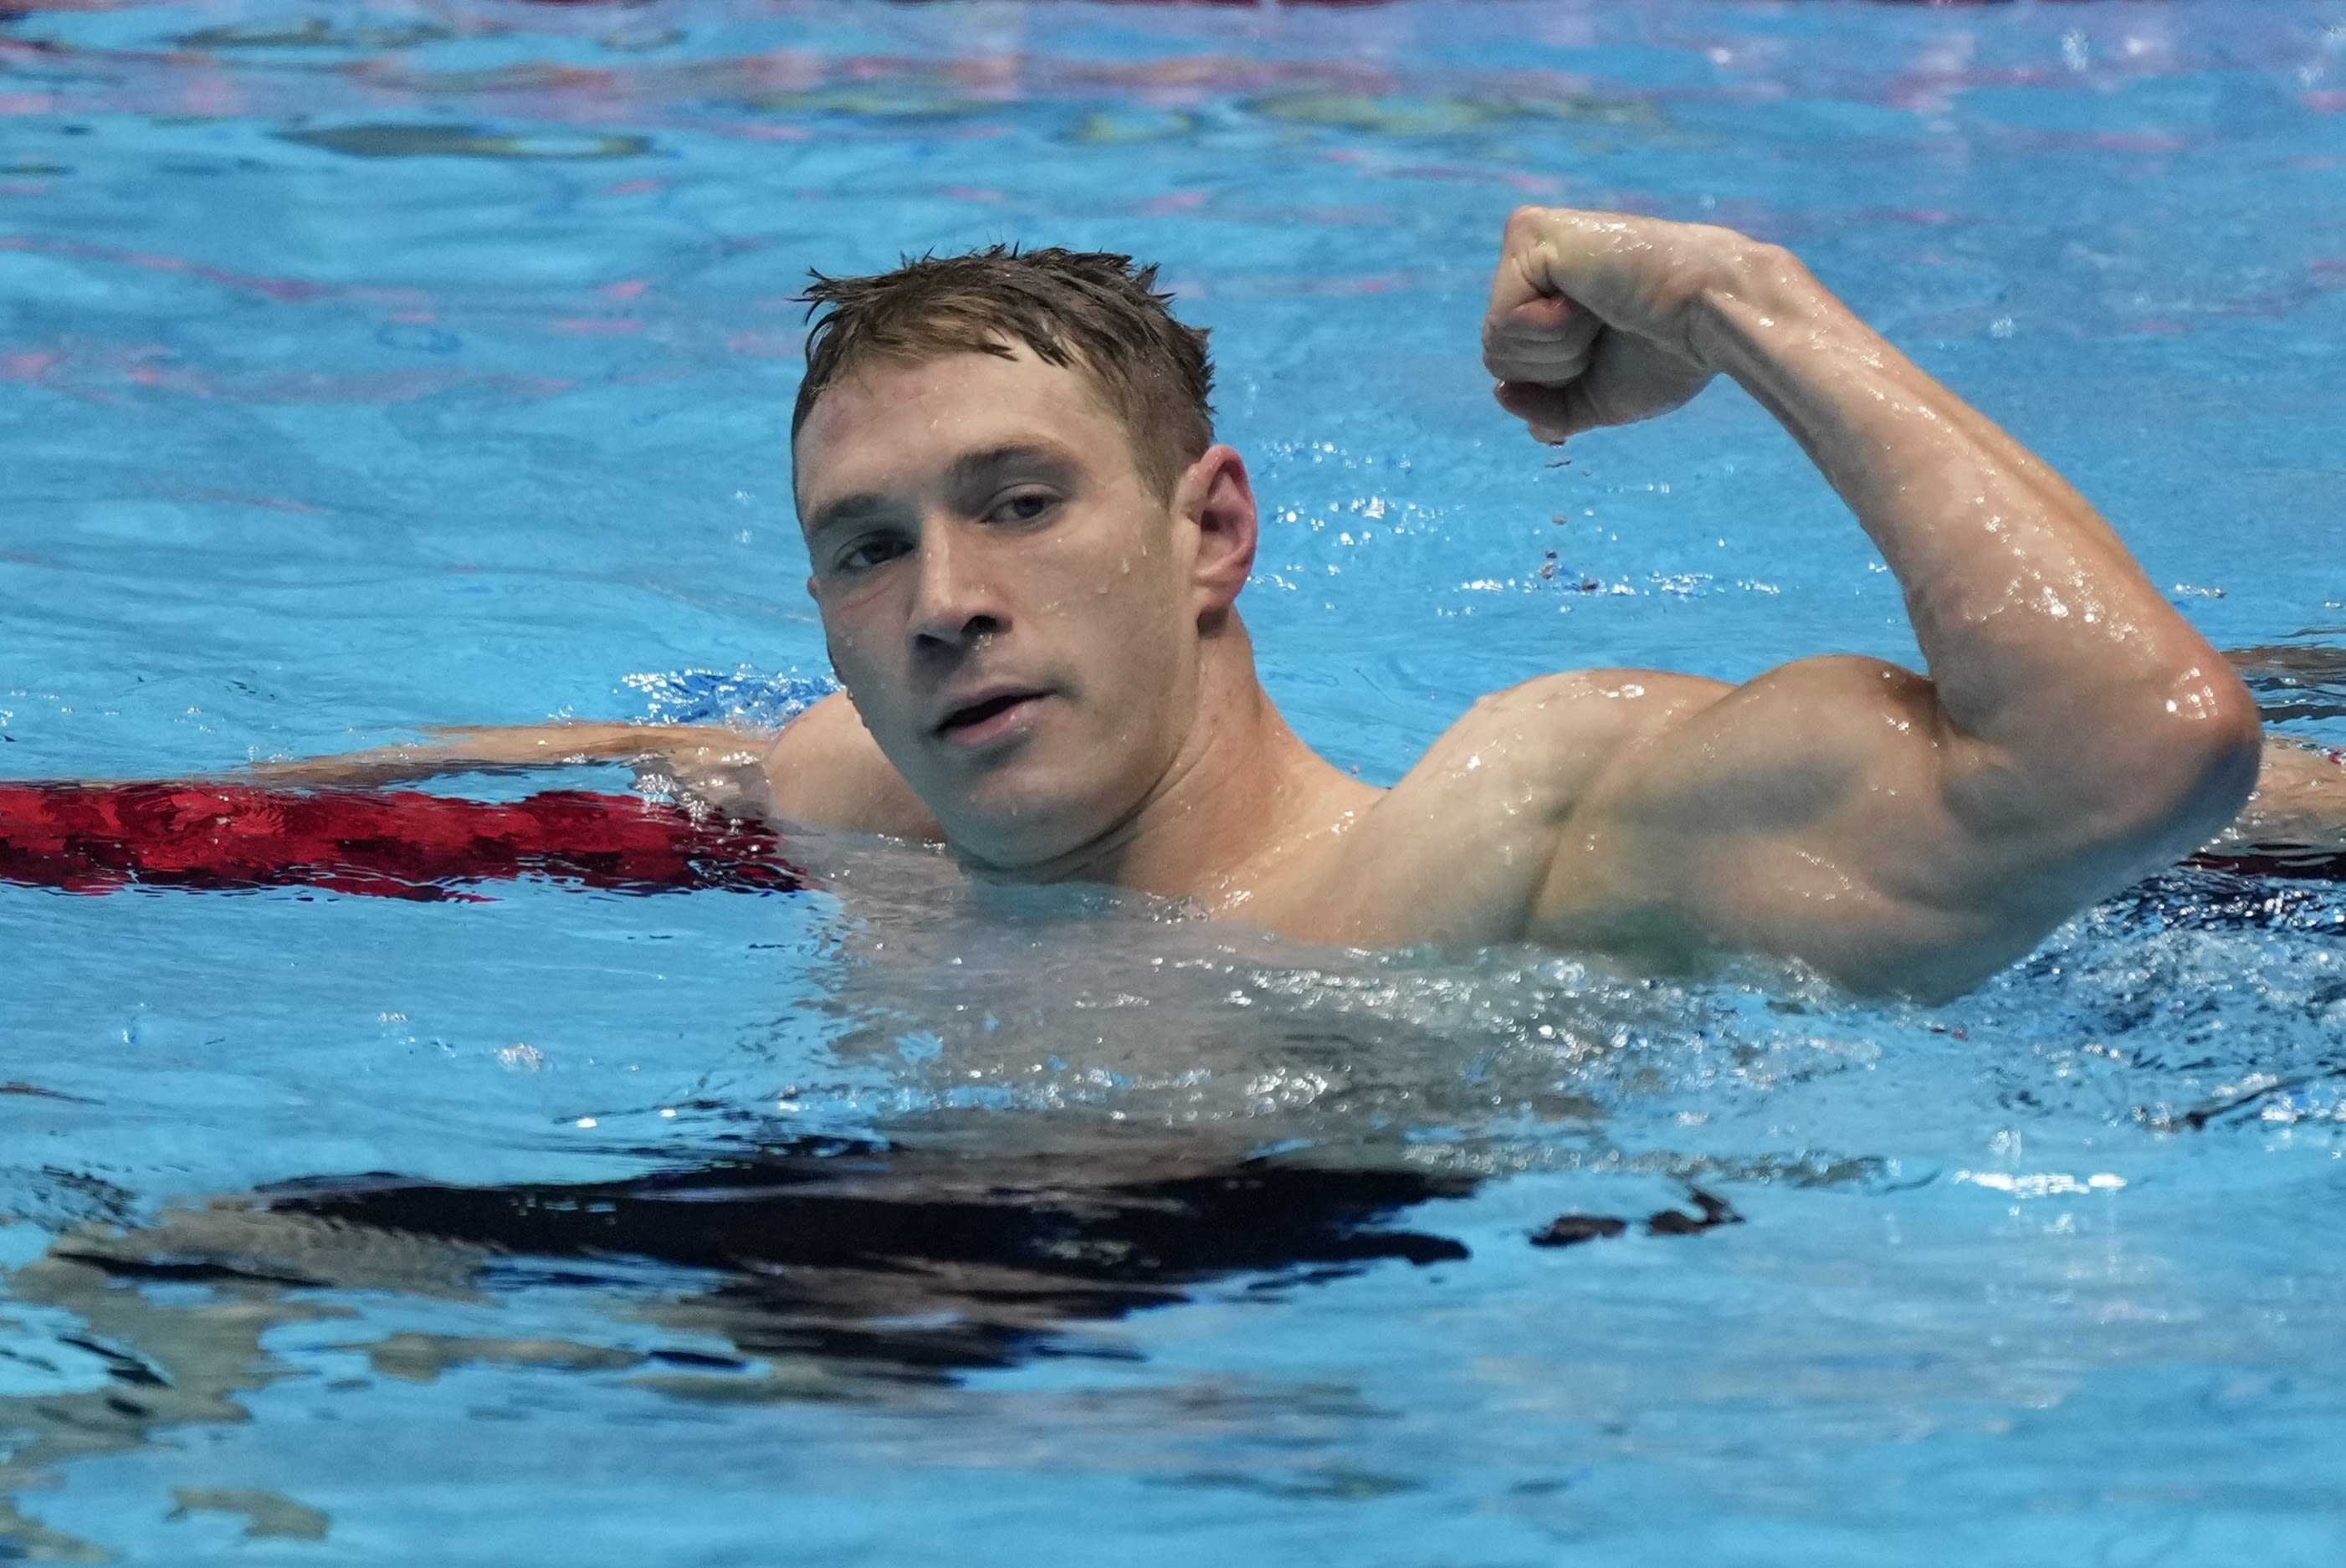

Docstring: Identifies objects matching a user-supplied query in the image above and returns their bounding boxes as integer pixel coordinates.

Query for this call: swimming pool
[4,0,2344,1560]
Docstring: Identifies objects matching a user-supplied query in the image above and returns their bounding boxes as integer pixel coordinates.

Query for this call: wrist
[1685,241,1842,375]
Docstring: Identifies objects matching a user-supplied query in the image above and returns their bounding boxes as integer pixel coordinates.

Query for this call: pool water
[4,0,2346,1561]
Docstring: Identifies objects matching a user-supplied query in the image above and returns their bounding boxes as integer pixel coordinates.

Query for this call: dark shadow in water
[0,1140,1481,1550]
[6,1140,1473,1446]
[246,1141,1479,1376]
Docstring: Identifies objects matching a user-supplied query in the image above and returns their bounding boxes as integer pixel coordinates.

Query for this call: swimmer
[234,208,2321,998]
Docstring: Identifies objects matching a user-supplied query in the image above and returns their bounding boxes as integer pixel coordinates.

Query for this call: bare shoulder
[761,691,943,840]
[1398,668,1733,809]
[1299,669,1729,948]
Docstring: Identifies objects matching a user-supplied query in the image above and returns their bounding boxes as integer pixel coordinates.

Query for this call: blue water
[4,1,2345,1561]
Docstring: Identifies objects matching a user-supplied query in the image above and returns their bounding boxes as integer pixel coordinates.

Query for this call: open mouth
[934,690,1043,743]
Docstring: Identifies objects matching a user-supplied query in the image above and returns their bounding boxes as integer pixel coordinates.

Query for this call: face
[794,348,1230,869]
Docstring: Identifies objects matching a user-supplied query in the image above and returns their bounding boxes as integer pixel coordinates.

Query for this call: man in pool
[259,206,2297,1002]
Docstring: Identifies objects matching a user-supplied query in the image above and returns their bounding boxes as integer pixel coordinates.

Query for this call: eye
[832,534,911,574]
[986,488,1058,526]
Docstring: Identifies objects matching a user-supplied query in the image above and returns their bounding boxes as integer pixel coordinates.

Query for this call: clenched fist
[1482,207,1806,443]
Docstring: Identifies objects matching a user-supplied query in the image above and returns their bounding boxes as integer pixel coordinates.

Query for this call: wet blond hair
[794,246,1215,501]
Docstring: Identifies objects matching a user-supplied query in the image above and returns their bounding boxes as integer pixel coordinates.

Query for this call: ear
[1171,443,1258,619]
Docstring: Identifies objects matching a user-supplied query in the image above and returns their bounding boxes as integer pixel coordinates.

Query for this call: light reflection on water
[3,0,2346,1562]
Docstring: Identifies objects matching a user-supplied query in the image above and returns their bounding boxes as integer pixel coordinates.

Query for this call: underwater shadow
[1,1140,1477,1514]
[250,1141,1479,1378]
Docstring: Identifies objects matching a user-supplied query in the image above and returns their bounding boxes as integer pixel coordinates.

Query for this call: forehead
[791,348,1132,518]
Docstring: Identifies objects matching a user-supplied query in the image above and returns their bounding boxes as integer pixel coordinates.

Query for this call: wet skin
[786,346,1366,883]
[233,208,2277,1002]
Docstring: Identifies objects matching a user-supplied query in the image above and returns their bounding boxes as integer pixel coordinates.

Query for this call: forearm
[243,723,770,791]
[2210,737,2346,853]
[1692,257,2254,789]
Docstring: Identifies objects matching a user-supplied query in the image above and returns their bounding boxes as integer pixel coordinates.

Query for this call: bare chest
[1220,767,1570,951]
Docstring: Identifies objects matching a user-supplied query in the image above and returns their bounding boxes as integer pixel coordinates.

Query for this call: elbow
[2100,669,2263,862]
[2195,712,2267,849]
[2170,668,2264,830]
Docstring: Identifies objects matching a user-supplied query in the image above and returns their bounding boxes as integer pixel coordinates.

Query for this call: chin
[935,771,1132,873]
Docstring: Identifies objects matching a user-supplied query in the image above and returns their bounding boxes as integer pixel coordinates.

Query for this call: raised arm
[1483,208,2261,998]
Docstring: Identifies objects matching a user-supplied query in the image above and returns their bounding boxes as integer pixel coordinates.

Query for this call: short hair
[792,246,1215,502]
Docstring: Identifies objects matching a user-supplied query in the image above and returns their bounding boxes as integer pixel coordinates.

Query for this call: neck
[963,618,1369,903]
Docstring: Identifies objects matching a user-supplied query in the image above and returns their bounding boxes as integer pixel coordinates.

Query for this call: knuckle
[1503,204,1554,243]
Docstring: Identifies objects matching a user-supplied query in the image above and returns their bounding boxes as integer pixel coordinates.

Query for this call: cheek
[817,570,907,655]
[1084,586,1189,708]
[817,607,858,666]
[1059,541,1181,629]
[819,612,892,712]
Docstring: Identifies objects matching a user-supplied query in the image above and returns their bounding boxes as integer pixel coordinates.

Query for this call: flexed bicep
[1534,655,2161,1000]
[1479,202,2257,997]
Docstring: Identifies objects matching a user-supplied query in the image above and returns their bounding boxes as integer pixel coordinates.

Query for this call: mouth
[931,689,1048,748]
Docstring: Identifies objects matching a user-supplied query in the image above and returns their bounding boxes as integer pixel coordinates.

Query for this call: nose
[907,518,1006,655]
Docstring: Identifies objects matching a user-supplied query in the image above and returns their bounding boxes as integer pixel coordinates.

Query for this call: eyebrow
[802,441,1083,540]
[949,440,1081,488]
[802,490,894,542]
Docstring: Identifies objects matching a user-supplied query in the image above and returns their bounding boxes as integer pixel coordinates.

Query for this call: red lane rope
[0,782,802,901]
[8,783,2330,905]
